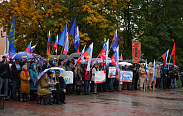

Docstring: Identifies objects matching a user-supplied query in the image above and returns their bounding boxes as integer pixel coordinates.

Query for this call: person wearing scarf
[20,65,31,102]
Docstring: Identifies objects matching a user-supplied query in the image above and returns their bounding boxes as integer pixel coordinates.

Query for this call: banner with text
[108,67,116,78]
[120,71,133,82]
[95,71,106,83]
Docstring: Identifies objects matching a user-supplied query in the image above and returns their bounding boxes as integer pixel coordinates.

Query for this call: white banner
[120,71,133,82]
[108,67,116,78]
[64,71,73,84]
[95,71,106,83]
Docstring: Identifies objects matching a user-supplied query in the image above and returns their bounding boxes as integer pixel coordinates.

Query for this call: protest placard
[120,71,133,82]
[95,71,106,83]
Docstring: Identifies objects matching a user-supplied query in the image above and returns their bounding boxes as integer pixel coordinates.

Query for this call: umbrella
[12,52,34,59]
[139,59,146,63]
[123,59,134,63]
[34,67,66,86]
[119,62,133,66]
[57,55,73,60]
[34,69,49,86]
[70,52,81,59]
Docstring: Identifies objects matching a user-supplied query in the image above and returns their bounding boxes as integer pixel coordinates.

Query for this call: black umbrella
[139,59,146,63]
[70,52,81,59]
[57,55,73,60]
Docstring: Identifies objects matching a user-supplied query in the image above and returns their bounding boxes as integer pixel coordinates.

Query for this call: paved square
[1,89,183,116]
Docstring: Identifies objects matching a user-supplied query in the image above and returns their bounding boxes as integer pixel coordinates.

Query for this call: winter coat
[11,62,22,80]
[54,76,66,90]
[29,63,39,90]
[0,61,10,78]
[37,77,51,95]
[20,70,31,93]
[148,67,153,78]
[76,65,83,85]
[46,77,56,91]
[66,65,72,71]
[156,65,161,79]
[84,68,91,80]
[139,67,146,78]
[91,67,98,82]
[42,63,51,71]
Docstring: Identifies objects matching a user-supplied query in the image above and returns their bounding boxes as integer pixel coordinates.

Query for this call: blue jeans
[171,78,176,89]
[110,78,115,91]
[0,77,8,96]
[85,80,90,94]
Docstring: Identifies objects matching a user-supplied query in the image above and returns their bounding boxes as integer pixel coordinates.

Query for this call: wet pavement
[1,89,183,116]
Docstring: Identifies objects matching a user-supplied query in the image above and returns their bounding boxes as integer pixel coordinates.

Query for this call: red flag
[132,42,141,63]
[171,43,175,66]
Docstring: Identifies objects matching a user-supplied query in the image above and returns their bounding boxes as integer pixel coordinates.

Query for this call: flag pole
[56,46,64,66]
[156,55,162,62]
[108,40,114,54]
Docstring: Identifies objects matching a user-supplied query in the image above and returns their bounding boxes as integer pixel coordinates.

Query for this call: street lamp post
[1,31,8,54]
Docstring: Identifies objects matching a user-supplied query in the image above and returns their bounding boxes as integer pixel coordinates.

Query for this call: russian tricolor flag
[162,50,169,66]
[77,45,86,65]
[145,60,148,86]
[25,41,32,53]
[83,43,93,73]
[113,29,117,41]
[30,43,37,53]
[153,59,156,84]
[47,31,51,56]
[53,35,58,56]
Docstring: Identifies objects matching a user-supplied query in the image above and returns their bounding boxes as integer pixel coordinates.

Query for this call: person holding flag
[110,46,119,92]
[139,63,146,91]
[156,65,161,89]
[82,43,93,95]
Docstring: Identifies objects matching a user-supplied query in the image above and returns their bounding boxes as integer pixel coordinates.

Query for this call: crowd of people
[0,55,182,105]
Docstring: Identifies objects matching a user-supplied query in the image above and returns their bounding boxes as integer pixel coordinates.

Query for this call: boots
[145,86,148,91]
[148,86,152,90]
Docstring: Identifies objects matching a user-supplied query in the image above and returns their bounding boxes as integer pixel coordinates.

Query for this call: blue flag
[74,26,79,53]
[58,24,67,46]
[112,34,119,52]
[8,15,16,57]
[69,15,76,37]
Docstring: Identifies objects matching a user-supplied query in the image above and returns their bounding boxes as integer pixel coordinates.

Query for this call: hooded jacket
[29,63,39,90]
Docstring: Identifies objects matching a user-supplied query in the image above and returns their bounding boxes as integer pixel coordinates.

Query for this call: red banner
[132,42,141,63]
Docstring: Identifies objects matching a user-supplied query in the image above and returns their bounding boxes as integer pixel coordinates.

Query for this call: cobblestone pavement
[1,89,183,116]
